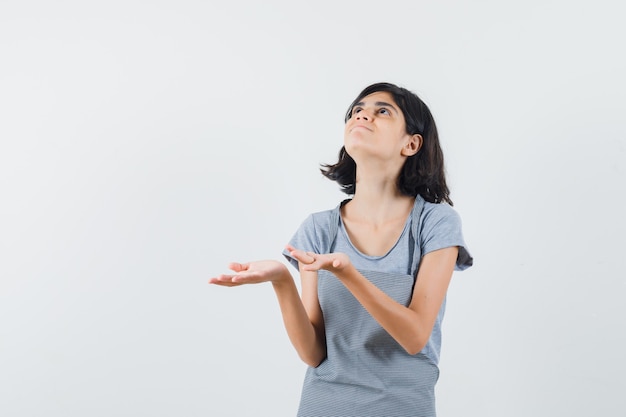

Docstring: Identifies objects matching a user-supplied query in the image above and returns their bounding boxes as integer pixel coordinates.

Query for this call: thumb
[229,262,249,272]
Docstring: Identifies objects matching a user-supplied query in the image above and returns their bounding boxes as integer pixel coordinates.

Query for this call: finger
[209,274,235,282]
[209,275,236,286]
[209,280,243,287]
[300,251,317,264]
[289,249,314,264]
[232,270,264,283]
[228,262,248,272]
[210,272,259,286]
[305,252,317,260]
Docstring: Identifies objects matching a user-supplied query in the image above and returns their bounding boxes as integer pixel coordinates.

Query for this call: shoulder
[416,199,473,270]
[303,206,338,231]
[420,200,463,229]
[289,202,343,253]
[306,199,349,230]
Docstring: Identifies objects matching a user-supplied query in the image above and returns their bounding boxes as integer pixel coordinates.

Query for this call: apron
[297,196,439,417]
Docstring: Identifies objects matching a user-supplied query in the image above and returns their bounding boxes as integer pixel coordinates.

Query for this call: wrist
[333,263,357,282]
[271,268,293,289]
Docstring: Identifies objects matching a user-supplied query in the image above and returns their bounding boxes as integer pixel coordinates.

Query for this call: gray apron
[297,196,439,417]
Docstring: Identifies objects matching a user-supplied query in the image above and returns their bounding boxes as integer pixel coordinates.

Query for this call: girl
[209,82,473,416]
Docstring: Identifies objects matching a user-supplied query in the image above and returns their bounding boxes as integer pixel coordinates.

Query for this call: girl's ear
[402,134,423,156]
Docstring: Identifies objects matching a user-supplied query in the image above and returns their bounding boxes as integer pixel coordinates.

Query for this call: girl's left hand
[286,244,352,273]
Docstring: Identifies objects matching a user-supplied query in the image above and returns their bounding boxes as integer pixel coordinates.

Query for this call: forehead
[357,91,397,105]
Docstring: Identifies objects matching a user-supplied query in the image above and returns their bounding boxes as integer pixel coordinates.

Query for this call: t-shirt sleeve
[420,204,473,271]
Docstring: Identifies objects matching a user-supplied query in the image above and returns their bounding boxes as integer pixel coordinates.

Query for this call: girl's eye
[379,108,390,115]
[352,107,362,116]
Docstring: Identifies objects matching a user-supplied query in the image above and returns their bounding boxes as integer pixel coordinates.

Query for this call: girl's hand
[209,260,289,287]
[285,244,352,274]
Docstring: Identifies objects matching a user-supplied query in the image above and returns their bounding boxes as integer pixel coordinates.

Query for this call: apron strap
[326,199,350,253]
[409,196,426,276]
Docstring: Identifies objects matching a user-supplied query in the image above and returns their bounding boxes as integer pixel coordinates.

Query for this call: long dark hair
[320,82,452,205]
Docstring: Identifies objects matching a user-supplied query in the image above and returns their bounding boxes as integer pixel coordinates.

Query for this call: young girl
[209,82,473,416]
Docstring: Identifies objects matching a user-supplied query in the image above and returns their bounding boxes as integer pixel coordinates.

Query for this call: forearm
[272,277,326,367]
[336,266,429,355]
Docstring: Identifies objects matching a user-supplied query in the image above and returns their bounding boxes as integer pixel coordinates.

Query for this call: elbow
[403,337,429,356]
[298,344,326,367]
[300,352,325,368]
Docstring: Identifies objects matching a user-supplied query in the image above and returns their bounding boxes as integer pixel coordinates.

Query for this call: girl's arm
[287,245,458,356]
[274,265,326,367]
[209,260,326,367]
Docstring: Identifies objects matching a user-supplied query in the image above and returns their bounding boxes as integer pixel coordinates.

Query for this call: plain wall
[1,1,625,416]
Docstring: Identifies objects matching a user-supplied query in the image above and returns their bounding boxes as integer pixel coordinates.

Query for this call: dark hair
[320,82,452,205]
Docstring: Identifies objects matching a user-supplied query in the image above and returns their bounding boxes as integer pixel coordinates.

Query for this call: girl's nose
[356,110,371,121]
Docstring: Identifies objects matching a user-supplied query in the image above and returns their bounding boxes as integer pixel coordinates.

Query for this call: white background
[1,1,625,416]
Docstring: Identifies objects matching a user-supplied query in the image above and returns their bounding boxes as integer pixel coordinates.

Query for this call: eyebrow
[354,101,399,114]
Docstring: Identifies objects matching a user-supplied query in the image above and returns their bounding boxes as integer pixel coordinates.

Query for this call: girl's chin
[344,143,374,157]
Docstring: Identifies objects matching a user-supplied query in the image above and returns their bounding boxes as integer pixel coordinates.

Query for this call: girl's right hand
[208,260,289,287]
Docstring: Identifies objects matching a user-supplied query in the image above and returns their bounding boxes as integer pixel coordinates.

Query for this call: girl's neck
[344,179,414,226]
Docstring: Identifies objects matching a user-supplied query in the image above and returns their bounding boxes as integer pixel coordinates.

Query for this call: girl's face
[344,91,421,165]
